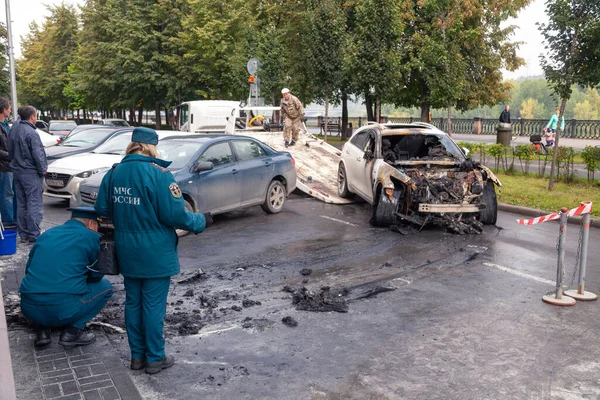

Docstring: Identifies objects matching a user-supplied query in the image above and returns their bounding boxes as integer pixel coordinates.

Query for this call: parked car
[48,120,77,136]
[35,120,49,132]
[7,122,58,147]
[45,127,125,162]
[74,135,297,235]
[44,130,177,202]
[95,119,130,127]
[337,122,500,234]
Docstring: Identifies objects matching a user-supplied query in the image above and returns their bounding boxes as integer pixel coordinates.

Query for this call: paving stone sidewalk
[2,241,142,400]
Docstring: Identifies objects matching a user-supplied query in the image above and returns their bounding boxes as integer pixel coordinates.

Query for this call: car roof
[49,120,77,123]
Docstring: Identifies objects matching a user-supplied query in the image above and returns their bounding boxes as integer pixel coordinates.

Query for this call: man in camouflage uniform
[280,88,304,147]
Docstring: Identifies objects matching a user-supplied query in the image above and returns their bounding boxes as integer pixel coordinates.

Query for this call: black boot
[145,355,175,374]
[58,327,96,348]
[34,328,51,347]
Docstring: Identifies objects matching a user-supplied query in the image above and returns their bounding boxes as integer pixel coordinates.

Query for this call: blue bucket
[0,230,17,256]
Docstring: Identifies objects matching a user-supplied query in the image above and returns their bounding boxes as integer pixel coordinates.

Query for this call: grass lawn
[495,172,600,218]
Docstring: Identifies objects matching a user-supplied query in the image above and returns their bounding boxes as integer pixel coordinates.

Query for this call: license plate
[46,179,65,187]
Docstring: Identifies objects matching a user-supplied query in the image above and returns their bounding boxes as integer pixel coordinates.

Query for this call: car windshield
[157,140,206,170]
[49,122,77,131]
[385,133,465,161]
[106,120,129,126]
[59,128,115,148]
[93,133,132,155]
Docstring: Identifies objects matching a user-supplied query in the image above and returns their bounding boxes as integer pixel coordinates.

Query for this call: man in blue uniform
[19,206,113,347]
[95,127,209,374]
[7,106,47,243]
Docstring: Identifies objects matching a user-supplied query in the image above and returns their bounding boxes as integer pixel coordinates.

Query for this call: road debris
[282,316,298,327]
[285,285,349,313]
[177,269,207,284]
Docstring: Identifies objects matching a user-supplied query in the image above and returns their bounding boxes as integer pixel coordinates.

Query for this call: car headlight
[76,168,109,178]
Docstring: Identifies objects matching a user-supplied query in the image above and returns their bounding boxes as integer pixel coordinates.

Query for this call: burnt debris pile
[283,285,349,313]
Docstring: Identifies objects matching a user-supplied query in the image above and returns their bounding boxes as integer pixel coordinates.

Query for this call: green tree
[574,100,596,120]
[19,5,79,114]
[347,0,407,121]
[398,0,527,122]
[306,0,345,140]
[539,0,600,190]
[0,24,10,98]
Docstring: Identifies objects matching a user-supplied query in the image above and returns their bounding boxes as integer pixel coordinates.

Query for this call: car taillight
[291,157,295,166]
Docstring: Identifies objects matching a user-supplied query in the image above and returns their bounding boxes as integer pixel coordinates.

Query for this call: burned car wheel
[338,163,354,199]
[479,181,498,225]
[371,186,396,227]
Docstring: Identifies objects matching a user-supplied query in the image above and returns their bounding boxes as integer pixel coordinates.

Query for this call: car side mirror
[461,147,470,157]
[192,161,214,173]
[363,149,374,160]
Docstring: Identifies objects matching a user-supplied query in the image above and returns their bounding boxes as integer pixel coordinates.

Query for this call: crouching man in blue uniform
[19,207,113,347]
[95,127,209,374]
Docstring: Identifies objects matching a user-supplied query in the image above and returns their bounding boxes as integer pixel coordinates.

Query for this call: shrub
[580,145,600,182]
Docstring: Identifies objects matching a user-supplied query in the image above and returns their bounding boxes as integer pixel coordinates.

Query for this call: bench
[319,118,341,136]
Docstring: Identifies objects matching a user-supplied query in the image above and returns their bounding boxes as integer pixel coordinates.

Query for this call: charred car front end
[338,123,500,234]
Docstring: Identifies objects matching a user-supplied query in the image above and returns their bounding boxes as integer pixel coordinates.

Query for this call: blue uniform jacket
[19,219,102,296]
[94,154,206,279]
[7,120,47,176]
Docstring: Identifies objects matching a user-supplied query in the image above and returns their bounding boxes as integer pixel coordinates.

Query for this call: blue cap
[66,206,102,221]
[131,127,158,145]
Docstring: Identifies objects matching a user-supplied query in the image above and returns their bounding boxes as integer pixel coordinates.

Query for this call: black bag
[94,165,120,275]
[96,239,119,275]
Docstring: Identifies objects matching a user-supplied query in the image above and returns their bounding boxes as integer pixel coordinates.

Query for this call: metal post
[5,0,18,121]
[565,206,597,301]
[543,208,576,306]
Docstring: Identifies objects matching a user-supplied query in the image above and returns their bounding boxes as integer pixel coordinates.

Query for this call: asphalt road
[41,195,600,399]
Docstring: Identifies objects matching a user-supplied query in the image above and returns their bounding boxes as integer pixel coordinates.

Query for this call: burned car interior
[380,133,463,163]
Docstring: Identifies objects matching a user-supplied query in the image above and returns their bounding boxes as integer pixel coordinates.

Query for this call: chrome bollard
[565,206,598,301]
[543,208,576,306]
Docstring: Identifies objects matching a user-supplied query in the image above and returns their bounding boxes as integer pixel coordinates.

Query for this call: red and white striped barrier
[517,201,592,225]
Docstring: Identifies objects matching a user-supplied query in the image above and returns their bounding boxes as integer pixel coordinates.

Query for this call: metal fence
[309,116,600,139]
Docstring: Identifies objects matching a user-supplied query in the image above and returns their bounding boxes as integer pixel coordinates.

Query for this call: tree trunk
[137,106,143,126]
[548,98,568,190]
[324,94,329,143]
[420,86,431,122]
[341,92,349,139]
[155,101,162,129]
[129,108,136,126]
[365,93,374,121]
[447,104,452,136]
[375,99,381,123]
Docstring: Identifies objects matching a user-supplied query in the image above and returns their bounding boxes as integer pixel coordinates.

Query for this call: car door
[189,141,241,213]
[344,130,373,199]
[231,139,273,205]
[352,129,377,202]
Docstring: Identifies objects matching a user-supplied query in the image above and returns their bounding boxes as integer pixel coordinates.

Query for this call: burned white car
[338,122,500,234]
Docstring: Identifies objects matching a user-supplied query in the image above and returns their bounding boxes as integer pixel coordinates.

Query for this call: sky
[1,0,548,79]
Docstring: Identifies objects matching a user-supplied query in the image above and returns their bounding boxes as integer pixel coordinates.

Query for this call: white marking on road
[190,325,240,338]
[394,278,412,284]
[319,215,358,227]
[468,245,488,251]
[181,360,229,366]
[483,263,555,286]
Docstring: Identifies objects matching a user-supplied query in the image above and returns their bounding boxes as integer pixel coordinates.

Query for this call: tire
[371,186,396,227]
[479,181,498,225]
[176,199,193,237]
[261,180,286,214]
[337,163,354,199]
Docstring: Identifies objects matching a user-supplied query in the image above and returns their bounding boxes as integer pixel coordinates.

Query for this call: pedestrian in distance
[7,105,47,243]
[0,97,17,229]
[499,104,511,124]
[545,107,565,145]
[19,206,113,347]
[280,88,305,147]
[94,127,211,374]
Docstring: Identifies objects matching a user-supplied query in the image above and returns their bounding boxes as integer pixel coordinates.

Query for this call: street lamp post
[5,0,18,121]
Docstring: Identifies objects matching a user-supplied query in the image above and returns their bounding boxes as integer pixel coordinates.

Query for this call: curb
[498,203,600,229]
[0,276,17,400]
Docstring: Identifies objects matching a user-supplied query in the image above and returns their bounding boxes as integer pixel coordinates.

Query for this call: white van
[173,100,240,133]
